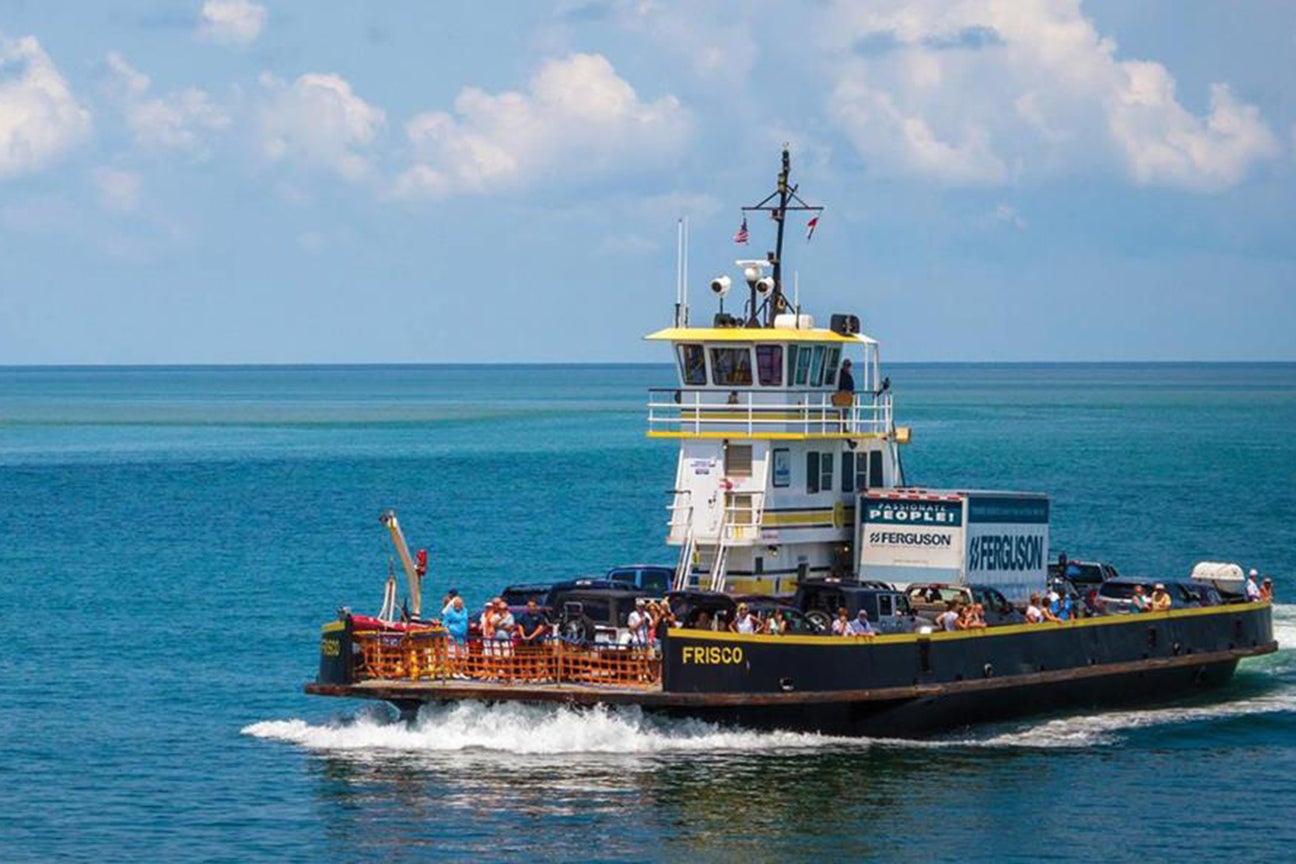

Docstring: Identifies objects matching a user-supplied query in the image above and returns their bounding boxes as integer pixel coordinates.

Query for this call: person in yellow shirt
[1150,584,1172,612]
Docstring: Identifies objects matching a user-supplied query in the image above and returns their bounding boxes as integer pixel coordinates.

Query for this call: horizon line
[2,359,1295,370]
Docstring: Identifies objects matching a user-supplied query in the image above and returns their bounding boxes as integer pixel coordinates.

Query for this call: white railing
[647,388,893,437]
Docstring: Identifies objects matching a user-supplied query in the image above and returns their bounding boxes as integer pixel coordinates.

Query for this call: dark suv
[605,565,673,595]
[546,582,656,646]
[793,577,928,634]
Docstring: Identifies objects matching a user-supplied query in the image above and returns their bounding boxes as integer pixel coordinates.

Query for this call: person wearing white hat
[1245,569,1262,601]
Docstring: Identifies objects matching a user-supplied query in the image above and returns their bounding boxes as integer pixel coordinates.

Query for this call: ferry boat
[306,150,1276,736]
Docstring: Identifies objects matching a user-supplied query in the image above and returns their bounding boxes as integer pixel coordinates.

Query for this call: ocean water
[1,362,1293,863]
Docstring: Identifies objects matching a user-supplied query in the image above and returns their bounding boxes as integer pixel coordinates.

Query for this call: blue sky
[1,0,1293,363]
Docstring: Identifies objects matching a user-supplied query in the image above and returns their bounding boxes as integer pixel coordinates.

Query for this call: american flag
[806,215,820,241]
[733,217,749,245]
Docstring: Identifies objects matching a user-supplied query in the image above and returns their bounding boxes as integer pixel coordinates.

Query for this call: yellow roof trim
[645,327,874,344]
[647,430,889,441]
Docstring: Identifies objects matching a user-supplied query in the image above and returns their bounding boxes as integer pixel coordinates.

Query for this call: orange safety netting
[354,630,660,688]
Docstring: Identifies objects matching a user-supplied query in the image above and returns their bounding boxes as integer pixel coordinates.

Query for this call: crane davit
[379,510,427,620]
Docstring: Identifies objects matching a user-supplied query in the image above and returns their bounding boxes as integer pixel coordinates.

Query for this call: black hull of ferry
[308,603,1275,738]
[653,655,1242,737]
[654,603,1274,736]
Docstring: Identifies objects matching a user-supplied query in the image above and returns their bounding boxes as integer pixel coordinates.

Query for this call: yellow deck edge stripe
[665,602,1271,647]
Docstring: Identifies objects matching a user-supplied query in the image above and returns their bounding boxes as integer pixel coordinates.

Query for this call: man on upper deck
[837,359,855,393]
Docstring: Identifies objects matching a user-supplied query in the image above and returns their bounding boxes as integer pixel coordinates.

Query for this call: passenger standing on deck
[1026,594,1046,623]
[765,609,787,635]
[627,599,651,646]
[1261,578,1274,602]
[1131,586,1150,613]
[837,359,855,394]
[732,603,759,634]
[937,601,960,631]
[1150,584,1172,612]
[832,607,850,636]
[516,599,548,679]
[517,599,548,645]
[846,609,875,638]
[1246,569,1262,601]
[442,596,468,643]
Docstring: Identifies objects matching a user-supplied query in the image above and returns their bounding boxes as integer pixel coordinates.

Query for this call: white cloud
[994,203,1026,231]
[821,0,1279,190]
[92,166,141,213]
[105,52,230,156]
[259,72,386,182]
[0,34,92,179]
[198,0,267,47]
[394,53,689,198]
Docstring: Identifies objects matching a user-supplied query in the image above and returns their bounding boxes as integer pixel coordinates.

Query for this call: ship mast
[742,146,823,327]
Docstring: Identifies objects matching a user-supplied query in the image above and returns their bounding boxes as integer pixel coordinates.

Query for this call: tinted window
[641,571,671,594]
[1099,583,1137,600]
[794,345,812,385]
[867,450,883,488]
[878,594,894,617]
[560,597,612,623]
[820,452,834,492]
[756,344,783,386]
[809,345,826,386]
[824,347,841,387]
[842,451,855,493]
[607,571,636,586]
[678,344,706,385]
[710,347,753,386]
[502,588,547,605]
[806,452,820,494]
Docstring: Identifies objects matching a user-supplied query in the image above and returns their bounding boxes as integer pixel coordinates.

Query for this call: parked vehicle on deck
[905,583,1024,626]
[547,583,657,646]
[793,577,927,634]
[605,565,674,595]
[1047,559,1120,592]
[1097,578,1210,613]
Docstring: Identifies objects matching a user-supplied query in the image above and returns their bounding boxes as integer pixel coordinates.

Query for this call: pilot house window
[678,344,706,385]
[710,347,753,386]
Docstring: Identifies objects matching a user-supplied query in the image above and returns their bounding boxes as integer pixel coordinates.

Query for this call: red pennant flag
[806,216,819,241]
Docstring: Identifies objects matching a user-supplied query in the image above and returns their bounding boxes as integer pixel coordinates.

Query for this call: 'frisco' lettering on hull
[681,645,745,665]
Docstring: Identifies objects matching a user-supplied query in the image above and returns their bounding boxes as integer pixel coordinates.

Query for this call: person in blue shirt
[441,596,468,643]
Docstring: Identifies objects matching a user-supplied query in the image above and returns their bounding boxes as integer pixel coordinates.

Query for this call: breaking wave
[244,605,1295,755]
[242,701,862,755]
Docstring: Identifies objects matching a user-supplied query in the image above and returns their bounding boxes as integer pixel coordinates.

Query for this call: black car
[1097,578,1209,613]
[605,565,674,594]
[793,577,928,634]
[665,590,825,635]
[1048,559,1120,592]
